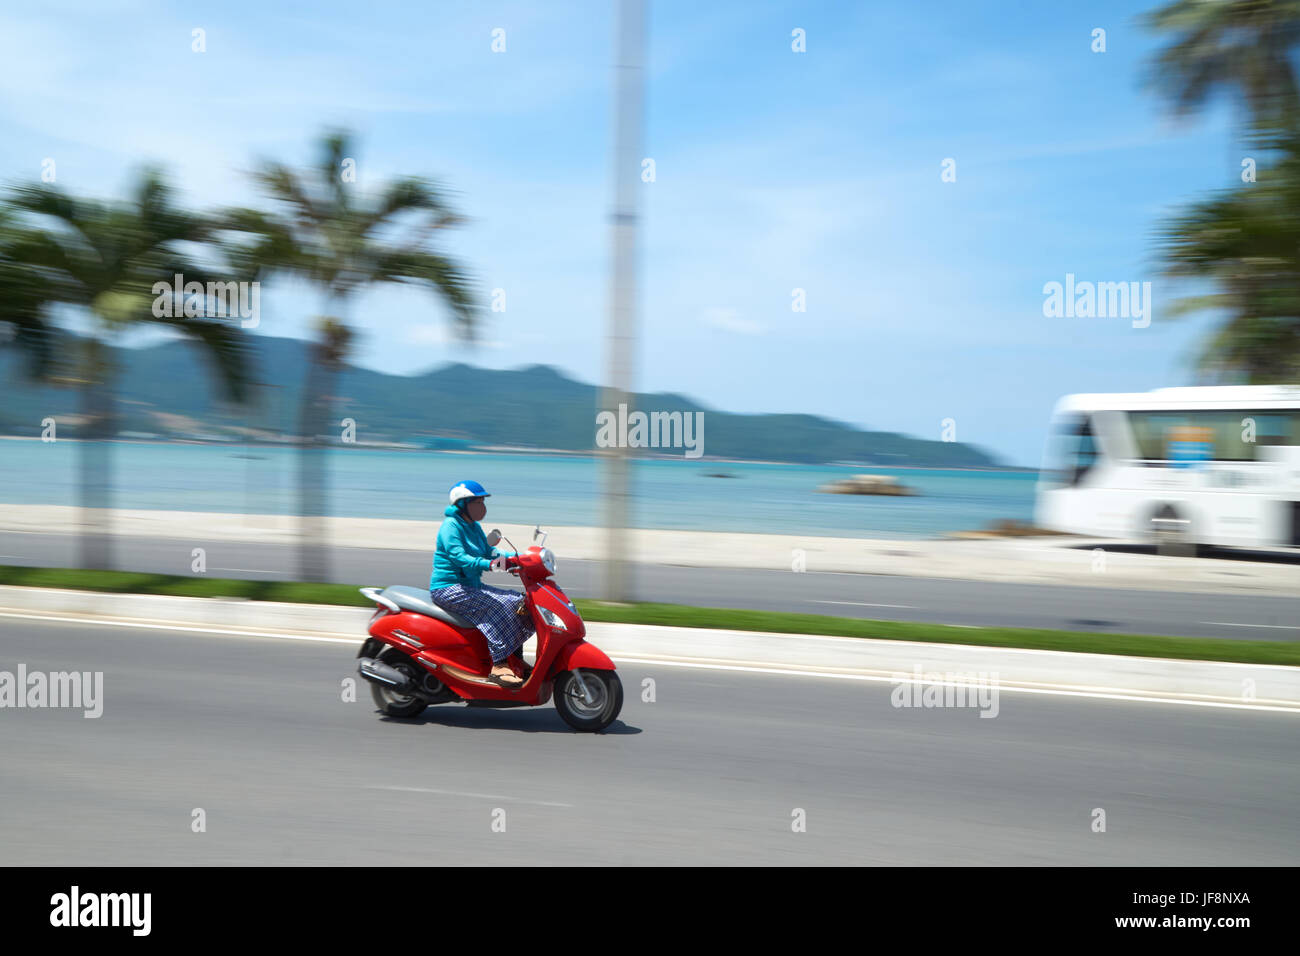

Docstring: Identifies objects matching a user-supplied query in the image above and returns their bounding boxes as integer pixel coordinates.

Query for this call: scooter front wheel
[554,669,623,732]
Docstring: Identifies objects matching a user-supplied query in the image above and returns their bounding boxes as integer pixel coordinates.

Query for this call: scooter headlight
[538,606,567,631]
[540,548,556,574]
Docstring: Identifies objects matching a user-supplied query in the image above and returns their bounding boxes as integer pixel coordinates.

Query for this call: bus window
[1168,424,1213,467]
[1042,414,1098,487]
[1127,410,1299,462]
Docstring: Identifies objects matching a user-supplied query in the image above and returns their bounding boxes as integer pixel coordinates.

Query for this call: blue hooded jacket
[430,505,514,591]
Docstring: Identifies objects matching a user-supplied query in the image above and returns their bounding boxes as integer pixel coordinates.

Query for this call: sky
[0,0,1251,466]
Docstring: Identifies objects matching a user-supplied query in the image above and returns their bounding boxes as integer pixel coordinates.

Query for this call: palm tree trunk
[296,349,330,582]
[78,341,114,570]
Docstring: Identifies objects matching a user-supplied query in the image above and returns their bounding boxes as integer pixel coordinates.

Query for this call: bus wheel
[1150,505,1197,557]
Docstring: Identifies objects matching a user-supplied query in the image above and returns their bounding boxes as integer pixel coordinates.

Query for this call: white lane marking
[1,609,1296,715]
[1201,621,1299,630]
[803,567,918,574]
[364,785,572,808]
[0,609,357,644]
[607,656,1300,714]
[811,601,915,609]
[214,568,278,574]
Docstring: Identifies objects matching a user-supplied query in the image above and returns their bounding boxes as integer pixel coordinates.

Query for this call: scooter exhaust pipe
[358,657,414,692]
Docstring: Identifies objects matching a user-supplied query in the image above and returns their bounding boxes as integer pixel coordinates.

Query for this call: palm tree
[1144,0,1300,133]
[1146,1,1300,380]
[1158,127,1300,380]
[231,131,476,581]
[0,206,59,380]
[5,170,252,569]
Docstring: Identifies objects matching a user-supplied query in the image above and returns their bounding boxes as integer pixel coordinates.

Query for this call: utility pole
[600,0,646,602]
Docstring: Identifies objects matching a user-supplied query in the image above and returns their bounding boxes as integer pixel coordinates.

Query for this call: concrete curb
[1,586,1297,710]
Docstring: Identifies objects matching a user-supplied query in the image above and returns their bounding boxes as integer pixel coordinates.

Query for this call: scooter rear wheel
[554,669,622,732]
[370,649,430,719]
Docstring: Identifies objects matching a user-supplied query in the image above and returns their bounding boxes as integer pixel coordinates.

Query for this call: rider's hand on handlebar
[490,554,519,572]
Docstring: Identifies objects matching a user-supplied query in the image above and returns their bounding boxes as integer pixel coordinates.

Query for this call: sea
[0,438,1039,540]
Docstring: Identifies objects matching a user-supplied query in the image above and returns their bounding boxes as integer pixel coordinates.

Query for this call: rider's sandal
[487,671,524,688]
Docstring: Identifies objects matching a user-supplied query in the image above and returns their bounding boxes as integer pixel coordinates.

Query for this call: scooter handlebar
[491,554,522,573]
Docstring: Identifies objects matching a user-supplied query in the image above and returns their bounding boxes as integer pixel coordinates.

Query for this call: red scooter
[356,529,623,732]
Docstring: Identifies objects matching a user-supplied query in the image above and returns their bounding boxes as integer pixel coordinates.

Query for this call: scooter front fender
[550,639,616,675]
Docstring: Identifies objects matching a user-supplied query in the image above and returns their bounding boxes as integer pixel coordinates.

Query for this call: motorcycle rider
[429,481,535,687]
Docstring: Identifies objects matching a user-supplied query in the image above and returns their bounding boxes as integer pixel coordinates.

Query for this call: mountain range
[0,333,1003,467]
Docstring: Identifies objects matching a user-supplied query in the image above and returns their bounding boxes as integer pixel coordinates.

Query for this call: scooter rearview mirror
[486,529,502,547]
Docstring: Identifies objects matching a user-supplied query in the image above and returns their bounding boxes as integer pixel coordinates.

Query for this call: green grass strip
[0,565,1295,667]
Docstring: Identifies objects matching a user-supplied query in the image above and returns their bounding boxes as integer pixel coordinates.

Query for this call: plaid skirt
[429,583,535,663]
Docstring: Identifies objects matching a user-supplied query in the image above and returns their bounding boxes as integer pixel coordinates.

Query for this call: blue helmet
[449,480,491,508]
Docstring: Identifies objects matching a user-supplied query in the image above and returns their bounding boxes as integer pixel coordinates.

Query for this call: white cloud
[403,324,507,350]
[700,307,763,336]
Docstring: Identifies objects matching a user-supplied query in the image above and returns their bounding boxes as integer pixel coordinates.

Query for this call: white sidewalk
[1,585,1296,713]
[4,504,1299,596]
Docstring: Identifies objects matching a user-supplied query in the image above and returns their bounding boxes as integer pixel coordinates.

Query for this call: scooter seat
[382,586,476,630]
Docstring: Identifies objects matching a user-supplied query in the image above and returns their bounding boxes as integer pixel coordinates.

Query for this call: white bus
[1035,386,1300,551]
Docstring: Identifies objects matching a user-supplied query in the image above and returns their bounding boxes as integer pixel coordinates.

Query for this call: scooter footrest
[442,663,523,689]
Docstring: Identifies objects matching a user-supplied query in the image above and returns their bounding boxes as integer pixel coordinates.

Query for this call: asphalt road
[0,617,1296,865]
[2,531,1298,641]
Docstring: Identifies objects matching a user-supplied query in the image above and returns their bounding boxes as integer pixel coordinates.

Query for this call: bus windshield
[1041,413,1097,488]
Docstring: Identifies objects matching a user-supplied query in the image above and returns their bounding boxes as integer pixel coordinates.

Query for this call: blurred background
[1,0,1297,600]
